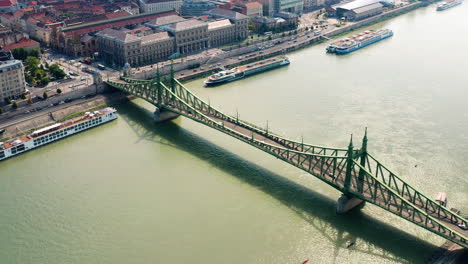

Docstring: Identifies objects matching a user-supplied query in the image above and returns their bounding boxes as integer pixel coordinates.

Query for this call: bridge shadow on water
[117,101,440,264]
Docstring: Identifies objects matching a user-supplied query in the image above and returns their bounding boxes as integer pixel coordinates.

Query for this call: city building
[256,0,275,16]
[326,0,393,18]
[55,10,177,56]
[181,0,216,17]
[97,12,249,67]
[205,8,249,39]
[0,0,20,13]
[161,19,209,54]
[274,0,304,15]
[139,0,183,13]
[2,38,40,51]
[344,2,383,21]
[0,57,26,101]
[207,19,237,47]
[251,12,297,33]
[96,28,175,67]
[231,1,263,17]
[303,0,338,12]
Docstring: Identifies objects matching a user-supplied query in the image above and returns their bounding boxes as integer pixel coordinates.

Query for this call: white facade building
[139,0,183,13]
[0,59,26,100]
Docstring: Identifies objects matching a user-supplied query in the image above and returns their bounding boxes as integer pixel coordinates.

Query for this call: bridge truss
[106,68,467,249]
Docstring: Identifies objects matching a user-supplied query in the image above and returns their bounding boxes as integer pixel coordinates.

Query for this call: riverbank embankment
[0,92,131,141]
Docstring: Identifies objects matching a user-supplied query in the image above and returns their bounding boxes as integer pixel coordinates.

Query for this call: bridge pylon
[337,134,365,214]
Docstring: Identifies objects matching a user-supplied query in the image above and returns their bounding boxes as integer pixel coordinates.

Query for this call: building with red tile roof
[0,0,20,12]
[2,38,40,51]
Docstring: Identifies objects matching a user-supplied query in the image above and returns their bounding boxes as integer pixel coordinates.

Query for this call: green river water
[1,4,467,264]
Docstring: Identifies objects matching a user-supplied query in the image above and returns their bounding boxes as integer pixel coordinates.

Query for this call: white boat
[0,107,117,161]
[437,0,463,11]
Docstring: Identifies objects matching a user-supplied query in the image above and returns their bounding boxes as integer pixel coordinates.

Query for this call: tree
[12,102,18,109]
[48,63,66,79]
[25,56,40,72]
[5,98,11,104]
[12,48,27,60]
[268,35,272,41]
[20,93,26,99]
[40,77,50,86]
[56,88,62,94]
[0,107,3,114]
[27,97,33,104]
[43,92,48,99]
[29,49,40,58]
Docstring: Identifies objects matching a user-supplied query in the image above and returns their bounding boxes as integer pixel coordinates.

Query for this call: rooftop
[149,14,186,26]
[96,28,140,43]
[206,8,249,20]
[144,0,180,3]
[141,32,172,44]
[61,9,176,33]
[207,19,232,30]
[351,2,383,13]
[164,19,206,32]
[335,0,383,10]
[0,59,23,70]
[2,38,39,51]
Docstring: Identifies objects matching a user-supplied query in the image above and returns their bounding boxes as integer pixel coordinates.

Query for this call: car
[45,88,52,92]
[180,73,185,76]
[49,104,54,107]
[59,101,65,105]
[458,223,468,230]
[64,98,72,103]
[80,77,86,81]
[81,96,86,99]
[193,69,197,72]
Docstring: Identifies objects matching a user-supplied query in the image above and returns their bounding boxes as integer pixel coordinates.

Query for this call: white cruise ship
[0,107,117,161]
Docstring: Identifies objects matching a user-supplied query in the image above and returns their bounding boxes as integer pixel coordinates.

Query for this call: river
[1,3,467,264]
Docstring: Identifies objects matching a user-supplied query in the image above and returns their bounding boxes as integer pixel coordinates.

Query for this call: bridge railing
[350,161,467,248]
[362,153,467,227]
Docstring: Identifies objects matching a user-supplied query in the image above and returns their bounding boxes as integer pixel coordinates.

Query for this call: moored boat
[437,0,463,11]
[0,107,117,161]
[326,29,393,55]
[204,56,290,86]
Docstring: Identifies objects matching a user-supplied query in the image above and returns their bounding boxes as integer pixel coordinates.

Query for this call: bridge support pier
[154,107,179,122]
[336,194,365,214]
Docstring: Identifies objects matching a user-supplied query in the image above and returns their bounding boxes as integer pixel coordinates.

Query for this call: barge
[204,56,290,86]
[437,0,463,11]
[0,107,117,161]
[326,29,393,55]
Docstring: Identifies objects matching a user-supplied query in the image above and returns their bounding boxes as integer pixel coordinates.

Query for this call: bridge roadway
[106,75,468,249]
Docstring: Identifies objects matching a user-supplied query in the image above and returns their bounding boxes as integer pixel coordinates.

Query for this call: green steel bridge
[105,69,468,249]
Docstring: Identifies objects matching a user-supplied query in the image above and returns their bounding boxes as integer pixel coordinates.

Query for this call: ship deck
[236,57,286,72]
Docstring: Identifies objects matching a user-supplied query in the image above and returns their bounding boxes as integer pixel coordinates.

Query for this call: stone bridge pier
[337,194,365,214]
[154,107,180,122]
